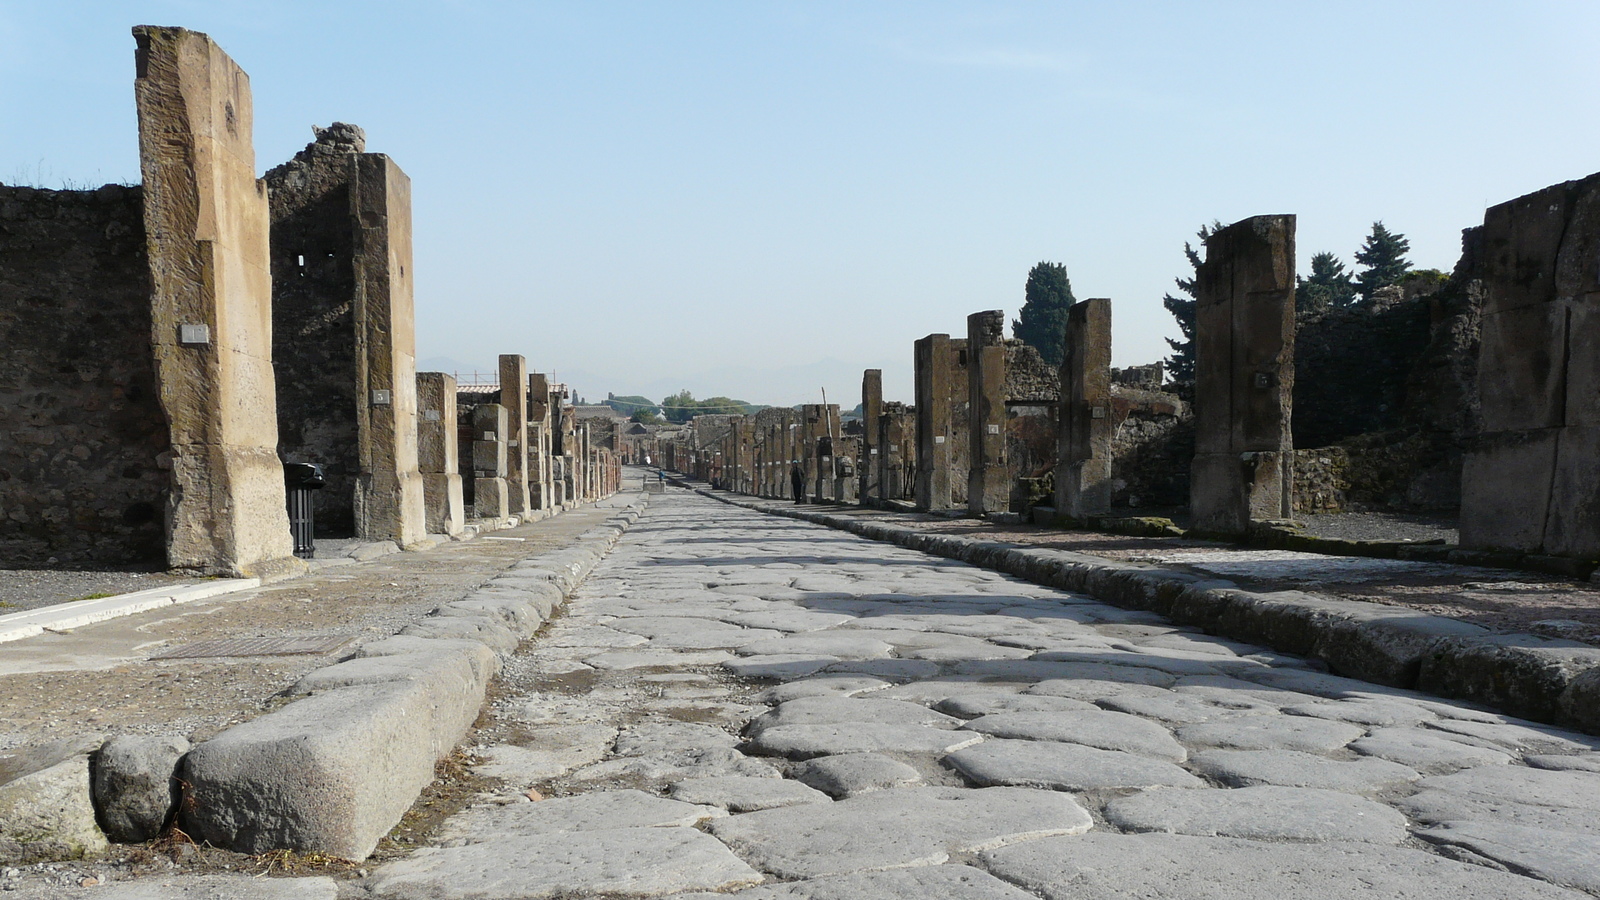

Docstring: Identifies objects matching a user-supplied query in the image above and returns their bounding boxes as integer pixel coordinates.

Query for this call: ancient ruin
[1189,214,1297,534]
[1055,298,1113,518]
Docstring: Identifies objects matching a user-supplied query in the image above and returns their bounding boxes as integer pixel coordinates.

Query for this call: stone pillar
[133,25,298,578]
[416,373,464,535]
[472,403,509,518]
[528,373,552,511]
[860,369,883,503]
[1461,172,1600,559]
[914,334,953,510]
[967,311,1010,516]
[880,404,915,502]
[1190,214,1296,534]
[499,354,530,516]
[1054,298,1113,518]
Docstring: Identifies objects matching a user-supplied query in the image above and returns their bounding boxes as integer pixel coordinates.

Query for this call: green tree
[1162,222,1219,386]
[630,409,663,425]
[1012,261,1077,367]
[661,389,697,424]
[1353,221,1412,302]
[1296,251,1357,313]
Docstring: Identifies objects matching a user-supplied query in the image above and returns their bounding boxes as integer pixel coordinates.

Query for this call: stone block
[1479,179,1572,314]
[1056,298,1112,517]
[1460,428,1558,552]
[1477,304,1568,432]
[422,472,464,536]
[91,735,189,843]
[472,403,507,439]
[416,373,458,475]
[472,440,506,478]
[180,656,490,859]
[1545,425,1600,559]
[499,355,530,516]
[0,749,107,863]
[1417,634,1600,727]
[475,477,509,518]
[133,26,296,577]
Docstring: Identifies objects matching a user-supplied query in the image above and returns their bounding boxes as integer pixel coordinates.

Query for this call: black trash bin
[283,462,326,559]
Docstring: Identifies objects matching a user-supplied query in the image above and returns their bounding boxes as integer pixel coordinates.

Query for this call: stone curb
[0,579,262,645]
[169,494,649,861]
[701,489,1600,737]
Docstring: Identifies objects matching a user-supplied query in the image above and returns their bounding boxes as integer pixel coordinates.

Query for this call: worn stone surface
[1056,297,1113,517]
[946,739,1202,790]
[673,865,1038,900]
[750,723,982,758]
[792,753,923,797]
[1349,726,1514,770]
[368,826,763,899]
[1176,714,1362,752]
[436,790,719,845]
[1419,821,1600,894]
[746,696,959,736]
[0,754,107,862]
[982,833,1589,900]
[1104,784,1409,844]
[91,734,189,843]
[960,710,1186,761]
[1187,748,1420,791]
[0,875,338,899]
[707,785,1090,878]
[133,25,297,576]
[668,776,830,811]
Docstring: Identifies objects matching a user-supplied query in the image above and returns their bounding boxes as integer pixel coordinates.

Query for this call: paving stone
[746,697,961,736]
[1350,727,1514,770]
[824,659,943,680]
[738,635,895,660]
[92,734,188,843]
[1096,692,1269,723]
[1525,753,1600,773]
[1105,784,1408,843]
[705,785,1090,878]
[750,723,983,759]
[1402,765,1600,816]
[668,864,1037,900]
[726,610,856,632]
[538,624,649,649]
[573,746,780,783]
[368,826,763,899]
[0,748,108,862]
[437,789,720,845]
[725,654,840,678]
[1,875,339,899]
[753,676,892,704]
[471,724,618,785]
[616,721,738,755]
[981,833,1589,900]
[1418,821,1600,894]
[668,776,830,811]
[793,753,923,797]
[583,649,735,670]
[606,616,783,649]
[1176,715,1364,753]
[946,738,1203,790]
[1279,698,1438,727]
[1423,718,1600,752]
[951,659,1178,686]
[961,710,1186,761]
[1025,678,1173,702]
[935,693,1097,718]
[1188,749,1421,790]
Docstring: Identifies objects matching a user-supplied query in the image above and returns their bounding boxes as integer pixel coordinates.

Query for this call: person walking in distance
[790,463,806,504]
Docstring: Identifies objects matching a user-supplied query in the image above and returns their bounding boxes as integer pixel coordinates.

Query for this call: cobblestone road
[368,490,1600,899]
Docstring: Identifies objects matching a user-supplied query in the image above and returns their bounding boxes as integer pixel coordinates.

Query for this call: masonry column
[134,25,298,577]
[1054,298,1114,518]
[499,355,530,517]
[967,311,1010,516]
[1190,215,1296,534]
[914,335,953,510]
[416,372,464,535]
[860,369,882,503]
[528,373,553,511]
[472,403,510,519]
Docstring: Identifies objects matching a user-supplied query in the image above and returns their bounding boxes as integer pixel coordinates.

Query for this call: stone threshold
[695,486,1600,738]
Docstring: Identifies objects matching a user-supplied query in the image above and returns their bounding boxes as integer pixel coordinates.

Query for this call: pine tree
[1012,261,1076,367]
[1162,222,1219,386]
[1296,251,1357,313]
[1353,221,1412,302]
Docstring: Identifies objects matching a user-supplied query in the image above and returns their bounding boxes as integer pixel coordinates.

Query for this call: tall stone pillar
[967,311,1010,516]
[528,373,553,511]
[499,355,530,516]
[1190,215,1296,534]
[914,334,953,511]
[1054,298,1114,518]
[1461,172,1600,559]
[472,404,510,518]
[134,25,298,577]
[860,369,883,503]
[416,373,464,535]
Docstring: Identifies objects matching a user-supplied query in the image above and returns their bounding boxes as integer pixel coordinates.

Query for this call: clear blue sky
[4,2,1597,406]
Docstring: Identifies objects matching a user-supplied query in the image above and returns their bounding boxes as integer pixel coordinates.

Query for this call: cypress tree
[1012,261,1076,367]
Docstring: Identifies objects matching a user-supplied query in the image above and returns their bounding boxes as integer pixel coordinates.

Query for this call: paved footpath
[346,489,1600,899]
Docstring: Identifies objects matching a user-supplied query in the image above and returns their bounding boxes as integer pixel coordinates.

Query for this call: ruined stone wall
[0,185,171,563]
[1107,387,1191,509]
[1293,296,1432,449]
[1003,341,1059,403]
[265,130,360,535]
